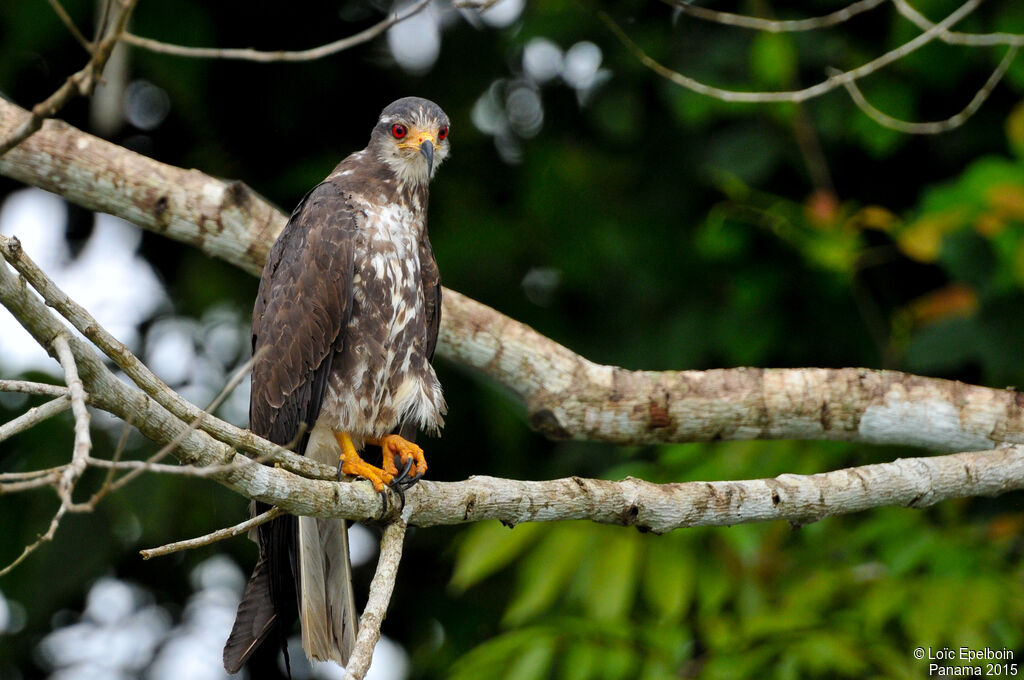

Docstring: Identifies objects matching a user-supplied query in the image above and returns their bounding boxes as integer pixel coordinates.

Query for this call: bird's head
[370,97,450,186]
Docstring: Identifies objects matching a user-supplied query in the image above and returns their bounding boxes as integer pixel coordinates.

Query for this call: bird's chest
[351,205,424,332]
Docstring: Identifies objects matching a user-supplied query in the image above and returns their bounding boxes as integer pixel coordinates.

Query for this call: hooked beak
[419,140,434,175]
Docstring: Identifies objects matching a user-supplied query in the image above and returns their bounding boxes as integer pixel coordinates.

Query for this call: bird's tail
[298,516,359,664]
[223,555,278,673]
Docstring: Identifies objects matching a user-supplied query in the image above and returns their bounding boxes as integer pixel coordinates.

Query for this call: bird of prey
[223,97,450,673]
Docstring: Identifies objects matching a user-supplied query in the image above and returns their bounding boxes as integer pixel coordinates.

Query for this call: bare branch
[2,238,1023,542]
[139,506,284,560]
[344,521,407,680]
[402,446,1024,532]
[45,0,93,54]
[5,107,1024,452]
[893,0,1024,47]
[662,0,886,33]
[599,0,981,103]
[0,502,67,578]
[0,234,327,480]
[53,335,91,500]
[453,0,503,9]
[0,379,68,397]
[0,394,71,444]
[833,46,1019,134]
[121,0,431,63]
[0,0,137,157]
[94,353,260,501]
[441,290,1024,450]
[0,469,65,494]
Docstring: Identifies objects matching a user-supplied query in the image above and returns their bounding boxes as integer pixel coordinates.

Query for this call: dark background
[3,0,1024,678]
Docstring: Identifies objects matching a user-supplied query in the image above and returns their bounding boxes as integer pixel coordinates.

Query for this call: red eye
[438,126,449,141]
[391,124,407,139]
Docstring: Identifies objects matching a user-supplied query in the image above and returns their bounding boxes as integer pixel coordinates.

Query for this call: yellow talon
[368,434,428,480]
[334,431,391,492]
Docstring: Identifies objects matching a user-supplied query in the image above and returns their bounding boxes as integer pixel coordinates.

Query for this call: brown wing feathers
[224,181,356,674]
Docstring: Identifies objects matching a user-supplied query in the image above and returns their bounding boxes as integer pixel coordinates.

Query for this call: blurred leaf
[561,642,601,680]
[641,536,694,622]
[505,637,556,680]
[581,530,642,621]
[750,33,797,89]
[503,523,589,625]
[451,521,544,591]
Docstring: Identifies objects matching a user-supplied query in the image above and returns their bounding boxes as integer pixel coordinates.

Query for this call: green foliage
[449,443,1024,679]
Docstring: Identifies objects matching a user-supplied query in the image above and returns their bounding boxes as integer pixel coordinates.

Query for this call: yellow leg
[335,431,391,492]
[367,434,428,481]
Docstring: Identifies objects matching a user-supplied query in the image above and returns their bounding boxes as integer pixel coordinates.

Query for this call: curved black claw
[390,454,424,491]
[392,455,414,484]
[336,458,344,482]
[394,471,423,491]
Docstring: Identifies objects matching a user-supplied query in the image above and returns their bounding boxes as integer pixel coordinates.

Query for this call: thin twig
[0,471,64,494]
[97,355,259,500]
[139,506,284,560]
[45,0,93,53]
[53,335,92,508]
[599,0,981,103]
[0,0,137,157]
[344,521,408,679]
[893,0,1024,47]
[833,45,1019,134]
[663,0,886,32]
[0,234,328,480]
[121,0,431,62]
[85,417,132,508]
[0,379,68,397]
[0,503,66,577]
[0,394,71,443]
[0,465,69,482]
[85,452,271,476]
[453,0,502,9]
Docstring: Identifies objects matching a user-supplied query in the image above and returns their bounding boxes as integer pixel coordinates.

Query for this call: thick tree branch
[4,98,1024,453]
[4,239,1022,535]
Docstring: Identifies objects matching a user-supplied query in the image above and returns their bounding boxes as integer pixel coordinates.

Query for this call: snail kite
[224,97,450,672]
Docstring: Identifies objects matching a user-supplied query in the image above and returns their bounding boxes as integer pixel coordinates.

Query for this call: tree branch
[662,0,886,33]
[0,233,328,480]
[832,46,1019,134]
[52,334,91,498]
[121,0,431,62]
[4,100,1024,452]
[0,394,71,444]
[139,506,284,560]
[0,379,69,397]
[4,235,1022,533]
[0,0,137,157]
[45,0,93,54]
[892,0,1024,47]
[344,521,407,680]
[599,0,981,103]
